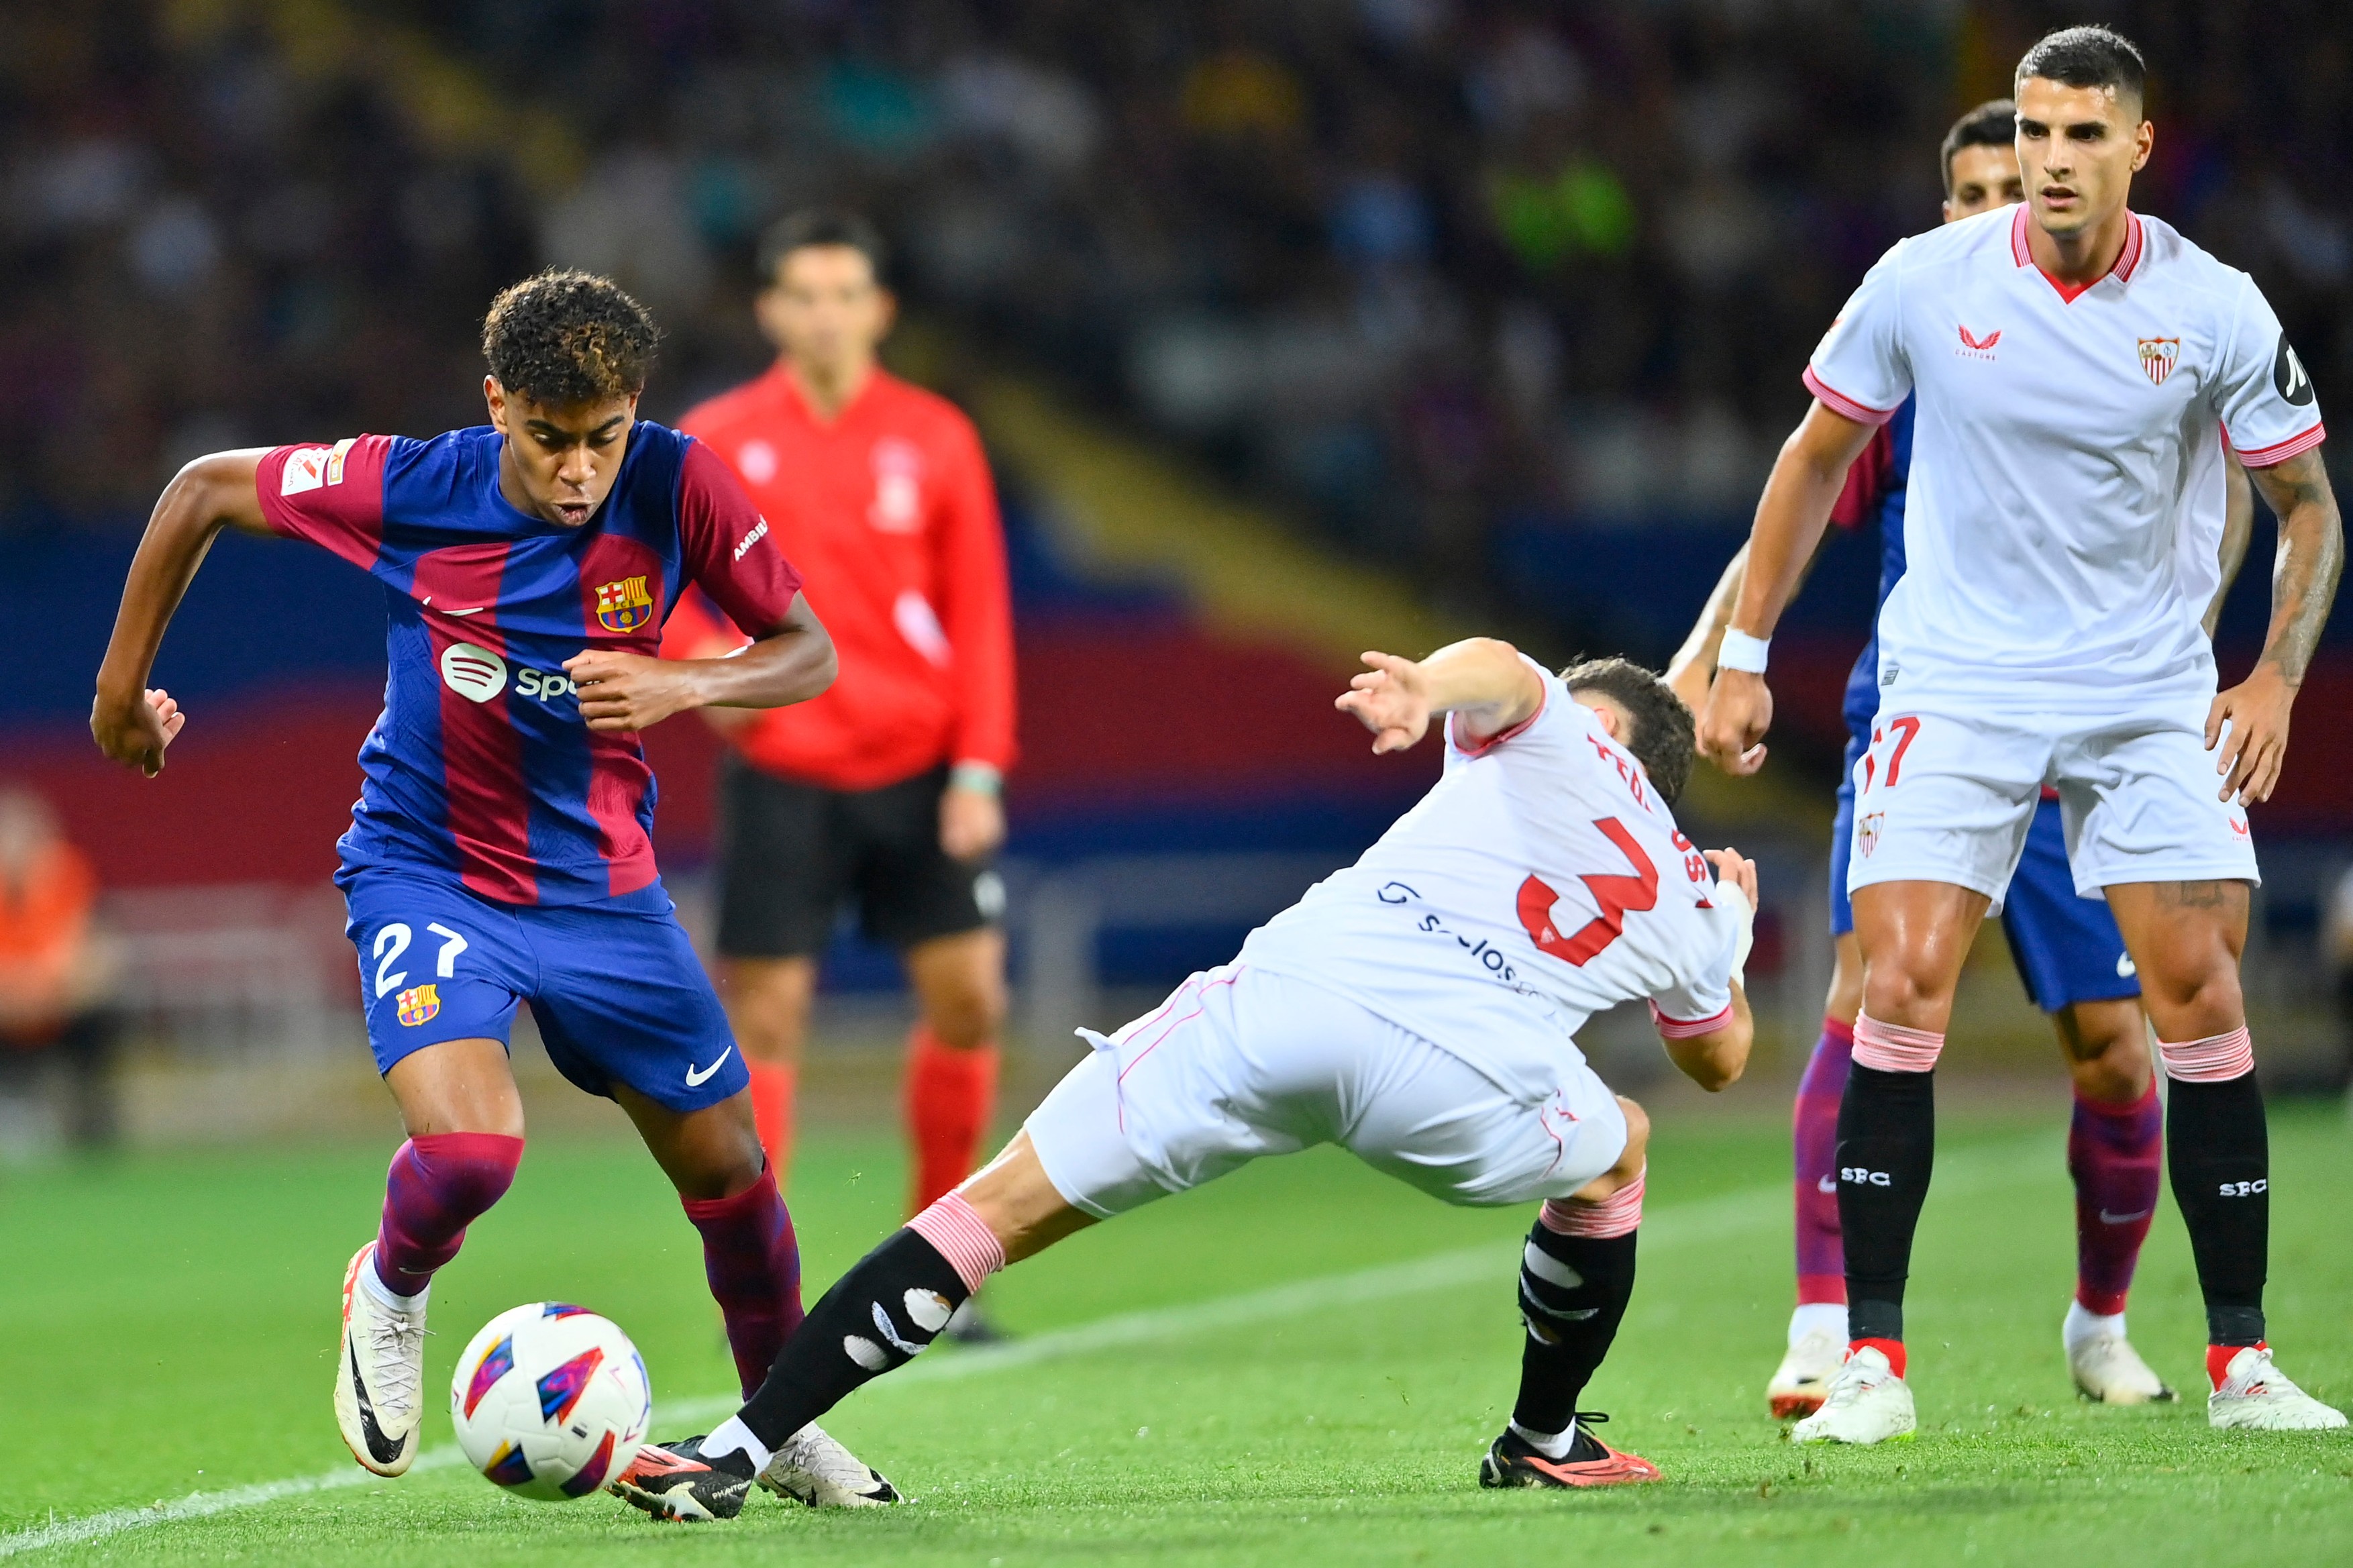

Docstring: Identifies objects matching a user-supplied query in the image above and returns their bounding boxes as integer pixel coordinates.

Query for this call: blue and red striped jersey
[257,422,803,906]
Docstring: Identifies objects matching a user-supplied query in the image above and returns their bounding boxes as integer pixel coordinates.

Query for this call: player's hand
[1702,847,1759,910]
[566,650,701,732]
[1336,651,1432,753]
[940,784,1006,861]
[1696,669,1772,776]
[1665,656,1713,718]
[90,685,185,777]
[2205,662,2295,805]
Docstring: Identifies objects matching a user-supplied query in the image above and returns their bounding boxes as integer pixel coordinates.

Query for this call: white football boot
[759,1422,903,1507]
[335,1242,429,1475]
[1791,1345,1916,1445]
[2067,1329,2175,1405]
[1768,1327,1847,1419]
[2208,1346,2349,1431]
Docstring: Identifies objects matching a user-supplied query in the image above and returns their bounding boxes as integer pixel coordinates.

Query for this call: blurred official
[666,211,1017,1257]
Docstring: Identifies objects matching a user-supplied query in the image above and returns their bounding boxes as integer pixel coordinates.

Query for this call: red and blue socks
[1793,1018,1852,1318]
[371,1131,524,1302]
[904,1026,999,1215]
[2066,1078,2161,1332]
[682,1167,806,1400]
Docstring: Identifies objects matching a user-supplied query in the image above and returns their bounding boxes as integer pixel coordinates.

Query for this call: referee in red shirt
[664,213,1016,1296]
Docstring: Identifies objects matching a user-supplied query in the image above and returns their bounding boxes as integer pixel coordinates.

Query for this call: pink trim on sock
[1853,1012,1943,1073]
[907,1191,1008,1294]
[1540,1168,1644,1239]
[2158,1027,2254,1084]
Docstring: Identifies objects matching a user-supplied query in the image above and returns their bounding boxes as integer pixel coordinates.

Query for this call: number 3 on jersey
[1517,817,1659,965]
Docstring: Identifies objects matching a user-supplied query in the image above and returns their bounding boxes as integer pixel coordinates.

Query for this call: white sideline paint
[0,1134,2053,1557]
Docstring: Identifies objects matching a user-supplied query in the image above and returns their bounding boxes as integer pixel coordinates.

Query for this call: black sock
[1511,1221,1637,1453]
[2165,1072,2268,1345]
[737,1227,970,1451]
[1837,1062,1935,1345]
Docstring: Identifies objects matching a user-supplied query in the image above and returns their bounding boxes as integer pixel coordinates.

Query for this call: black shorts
[715,757,1000,959]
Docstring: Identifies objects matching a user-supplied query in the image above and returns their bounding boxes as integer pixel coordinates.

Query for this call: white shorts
[1846,699,2258,912]
[1024,964,1628,1218]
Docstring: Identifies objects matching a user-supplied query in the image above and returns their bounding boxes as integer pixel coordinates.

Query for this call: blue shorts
[342,869,747,1112]
[1831,756,2138,1014]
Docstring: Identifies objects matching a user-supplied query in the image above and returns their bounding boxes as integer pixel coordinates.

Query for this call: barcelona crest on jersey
[396,984,441,1027]
[594,575,655,633]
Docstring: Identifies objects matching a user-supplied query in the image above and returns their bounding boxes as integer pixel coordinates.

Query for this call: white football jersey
[1807,205,2324,713]
[1239,664,1738,1104]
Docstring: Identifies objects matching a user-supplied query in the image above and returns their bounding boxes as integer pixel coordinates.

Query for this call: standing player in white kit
[1698,25,2345,1441]
[611,641,1761,1516]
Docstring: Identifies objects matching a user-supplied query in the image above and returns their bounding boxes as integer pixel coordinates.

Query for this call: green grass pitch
[3,1102,2350,1565]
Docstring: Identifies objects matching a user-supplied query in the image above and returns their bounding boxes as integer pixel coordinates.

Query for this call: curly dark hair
[481,270,660,407]
[1559,656,1696,804]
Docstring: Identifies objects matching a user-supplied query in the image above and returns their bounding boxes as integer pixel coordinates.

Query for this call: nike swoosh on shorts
[685,1046,734,1088]
[2099,1208,2153,1225]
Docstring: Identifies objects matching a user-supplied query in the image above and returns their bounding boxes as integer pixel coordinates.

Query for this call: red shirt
[667,366,1016,792]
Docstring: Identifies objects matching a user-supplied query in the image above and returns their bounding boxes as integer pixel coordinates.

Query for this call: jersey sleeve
[255,436,393,570]
[676,437,804,635]
[1647,905,1737,1037]
[1443,656,1559,771]
[1803,242,1911,426]
[2212,277,2325,467]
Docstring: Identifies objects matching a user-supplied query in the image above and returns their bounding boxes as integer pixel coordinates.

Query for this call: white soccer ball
[449,1302,651,1501]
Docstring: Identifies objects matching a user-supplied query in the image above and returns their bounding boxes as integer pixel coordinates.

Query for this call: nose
[556,445,595,489]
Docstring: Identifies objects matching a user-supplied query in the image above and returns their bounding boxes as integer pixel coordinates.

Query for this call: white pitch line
[0,1131,2054,1558]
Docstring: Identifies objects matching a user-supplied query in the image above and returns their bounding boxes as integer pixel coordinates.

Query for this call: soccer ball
[450,1302,651,1501]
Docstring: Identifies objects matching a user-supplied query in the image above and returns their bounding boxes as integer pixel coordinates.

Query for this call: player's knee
[721,960,815,1061]
[1612,1097,1650,1179]
[926,974,1007,1049]
[2059,1002,2153,1102]
[2142,961,2245,1040]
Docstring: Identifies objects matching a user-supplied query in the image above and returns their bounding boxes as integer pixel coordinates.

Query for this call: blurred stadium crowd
[7,1,2353,1143]
[9,2,2348,600]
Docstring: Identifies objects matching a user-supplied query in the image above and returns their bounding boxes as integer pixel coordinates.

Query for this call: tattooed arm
[2203,450,2256,639]
[2207,447,2344,804]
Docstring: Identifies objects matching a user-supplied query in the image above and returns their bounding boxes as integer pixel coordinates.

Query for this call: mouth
[2039,184,2080,208]
[552,500,594,526]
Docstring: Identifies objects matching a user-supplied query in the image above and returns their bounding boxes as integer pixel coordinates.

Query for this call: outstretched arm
[92,450,275,776]
[1664,542,1749,713]
[568,596,837,735]
[1334,637,1545,754]
[2208,447,2344,803]
[2203,450,2256,639]
[1695,402,1877,776]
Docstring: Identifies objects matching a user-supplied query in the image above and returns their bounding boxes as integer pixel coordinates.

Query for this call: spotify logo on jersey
[440,641,509,702]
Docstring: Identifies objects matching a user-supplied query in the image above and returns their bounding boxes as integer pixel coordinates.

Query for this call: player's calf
[1493,1148,1649,1482]
[338,1131,523,1476]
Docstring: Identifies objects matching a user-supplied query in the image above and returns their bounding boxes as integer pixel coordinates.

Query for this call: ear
[1574,692,1625,741]
[484,376,508,433]
[2131,116,2154,173]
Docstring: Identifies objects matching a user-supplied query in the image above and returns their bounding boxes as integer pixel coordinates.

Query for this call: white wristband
[1717,628,1770,674]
